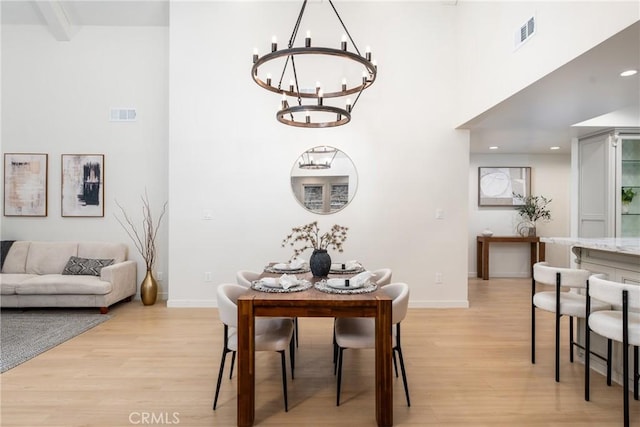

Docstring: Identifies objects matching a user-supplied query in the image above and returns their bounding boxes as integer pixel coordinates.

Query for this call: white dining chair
[334,282,411,407]
[237,269,300,347]
[371,268,392,286]
[585,274,640,427]
[532,262,610,382]
[333,268,393,365]
[213,283,295,412]
[236,270,261,288]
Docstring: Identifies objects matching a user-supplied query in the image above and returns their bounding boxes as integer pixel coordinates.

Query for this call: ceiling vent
[514,16,536,50]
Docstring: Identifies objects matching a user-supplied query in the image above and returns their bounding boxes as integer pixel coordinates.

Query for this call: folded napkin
[331,260,361,270]
[350,270,375,287]
[279,273,299,289]
[273,257,307,270]
[259,274,300,289]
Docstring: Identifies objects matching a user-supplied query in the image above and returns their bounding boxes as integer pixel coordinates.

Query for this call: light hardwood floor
[1,278,637,426]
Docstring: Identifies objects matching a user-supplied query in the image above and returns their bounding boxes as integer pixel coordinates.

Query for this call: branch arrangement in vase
[115,191,167,271]
[281,221,348,259]
[513,193,552,224]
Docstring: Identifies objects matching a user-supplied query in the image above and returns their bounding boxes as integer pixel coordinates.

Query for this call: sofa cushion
[2,241,31,274]
[62,256,114,276]
[16,274,113,295]
[0,273,39,294]
[25,242,78,275]
[78,242,127,264]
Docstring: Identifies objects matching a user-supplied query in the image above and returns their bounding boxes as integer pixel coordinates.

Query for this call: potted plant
[622,187,636,214]
[512,193,552,237]
[115,191,167,305]
[282,221,348,277]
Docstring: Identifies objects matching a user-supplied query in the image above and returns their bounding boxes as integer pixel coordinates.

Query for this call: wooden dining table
[236,271,393,426]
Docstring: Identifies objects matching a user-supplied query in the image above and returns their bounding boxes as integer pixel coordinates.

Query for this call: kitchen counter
[540,237,640,256]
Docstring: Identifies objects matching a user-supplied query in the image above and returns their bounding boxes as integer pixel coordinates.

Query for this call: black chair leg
[294,317,299,348]
[289,335,295,380]
[634,346,639,401]
[555,312,560,382]
[395,346,411,407]
[607,339,613,386]
[569,316,574,363]
[213,348,229,410]
[228,351,236,379]
[585,318,591,401]
[531,277,536,364]
[336,347,344,406]
[279,350,288,412]
[393,350,399,378]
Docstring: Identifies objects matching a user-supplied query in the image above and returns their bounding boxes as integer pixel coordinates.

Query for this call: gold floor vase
[140,270,158,306]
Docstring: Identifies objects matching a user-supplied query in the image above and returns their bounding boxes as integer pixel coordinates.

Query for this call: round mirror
[290,146,358,214]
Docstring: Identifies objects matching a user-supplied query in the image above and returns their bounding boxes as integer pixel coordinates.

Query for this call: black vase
[310,249,331,277]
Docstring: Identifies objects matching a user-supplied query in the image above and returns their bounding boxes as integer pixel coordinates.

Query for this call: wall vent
[110,108,137,122]
[514,15,536,50]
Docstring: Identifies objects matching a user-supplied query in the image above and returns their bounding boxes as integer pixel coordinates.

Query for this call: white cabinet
[577,129,640,238]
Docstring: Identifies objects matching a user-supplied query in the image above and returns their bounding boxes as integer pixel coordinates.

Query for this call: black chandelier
[298,146,338,169]
[251,0,377,128]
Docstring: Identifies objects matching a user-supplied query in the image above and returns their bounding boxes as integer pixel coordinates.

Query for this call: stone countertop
[540,237,640,256]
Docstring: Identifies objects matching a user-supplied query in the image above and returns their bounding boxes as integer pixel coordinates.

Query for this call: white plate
[326,278,363,290]
[258,278,282,288]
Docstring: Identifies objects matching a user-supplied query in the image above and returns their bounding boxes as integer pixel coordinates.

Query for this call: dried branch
[115,190,167,270]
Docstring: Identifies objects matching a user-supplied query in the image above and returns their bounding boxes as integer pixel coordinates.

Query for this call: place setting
[315,270,378,294]
[263,257,310,274]
[329,259,364,275]
[251,273,312,293]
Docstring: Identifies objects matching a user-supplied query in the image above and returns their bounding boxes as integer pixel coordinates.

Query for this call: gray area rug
[1,308,112,373]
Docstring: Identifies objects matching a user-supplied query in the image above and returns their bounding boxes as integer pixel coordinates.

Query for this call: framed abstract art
[478,166,531,207]
[61,154,104,217]
[4,153,48,216]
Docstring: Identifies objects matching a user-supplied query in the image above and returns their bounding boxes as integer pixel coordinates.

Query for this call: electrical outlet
[435,208,444,219]
[204,272,212,282]
[435,272,443,284]
[156,271,163,281]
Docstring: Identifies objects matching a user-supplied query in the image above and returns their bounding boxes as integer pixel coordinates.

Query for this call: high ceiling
[2,1,638,155]
[459,21,640,154]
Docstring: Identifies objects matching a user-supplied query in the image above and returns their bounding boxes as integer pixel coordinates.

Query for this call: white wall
[469,153,572,277]
[455,1,640,125]
[1,25,169,298]
[168,1,470,308]
[2,1,635,309]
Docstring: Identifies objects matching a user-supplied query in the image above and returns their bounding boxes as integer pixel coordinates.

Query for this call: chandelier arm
[289,55,303,105]
[328,0,362,56]
[288,0,308,49]
[349,84,366,110]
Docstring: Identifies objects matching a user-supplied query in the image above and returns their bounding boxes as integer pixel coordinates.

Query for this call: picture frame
[4,153,48,216]
[478,166,531,207]
[61,154,104,217]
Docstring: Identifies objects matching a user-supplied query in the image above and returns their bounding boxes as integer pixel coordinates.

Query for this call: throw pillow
[62,256,114,276]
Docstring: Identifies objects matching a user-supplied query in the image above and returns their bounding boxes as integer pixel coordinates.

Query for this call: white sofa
[1,241,137,314]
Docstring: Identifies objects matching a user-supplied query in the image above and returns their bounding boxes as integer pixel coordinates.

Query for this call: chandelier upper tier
[251,0,377,128]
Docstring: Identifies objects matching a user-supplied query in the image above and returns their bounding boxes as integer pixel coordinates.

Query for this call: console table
[476,236,545,280]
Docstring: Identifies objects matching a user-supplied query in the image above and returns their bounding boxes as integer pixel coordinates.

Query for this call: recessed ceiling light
[489,146,498,150]
[550,146,560,150]
[620,69,638,77]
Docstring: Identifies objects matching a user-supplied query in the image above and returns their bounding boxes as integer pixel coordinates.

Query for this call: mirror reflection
[290,146,358,214]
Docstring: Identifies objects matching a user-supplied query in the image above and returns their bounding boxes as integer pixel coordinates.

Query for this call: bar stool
[585,274,640,427]
[531,262,610,382]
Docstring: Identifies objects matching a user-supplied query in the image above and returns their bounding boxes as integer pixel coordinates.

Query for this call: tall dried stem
[115,190,167,271]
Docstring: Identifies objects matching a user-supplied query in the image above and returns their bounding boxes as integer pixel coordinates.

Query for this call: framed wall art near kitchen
[61,154,104,217]
[4,153,48,216]
[478,166,531,207]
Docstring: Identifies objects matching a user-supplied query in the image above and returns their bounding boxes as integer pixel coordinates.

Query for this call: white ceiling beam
[34,1,78,41]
